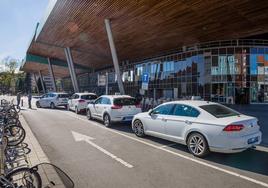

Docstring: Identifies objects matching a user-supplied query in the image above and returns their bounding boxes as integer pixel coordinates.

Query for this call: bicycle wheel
[5,125,26,146]
[6,167,42,188]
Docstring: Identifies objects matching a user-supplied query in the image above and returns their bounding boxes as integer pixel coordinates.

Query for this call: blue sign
[142,73,149,83]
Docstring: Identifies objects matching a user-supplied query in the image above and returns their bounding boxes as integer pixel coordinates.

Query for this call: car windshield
[81,95,97,100]
[113,98,137,106]
[58,94,69,98]
[199,104,240,118]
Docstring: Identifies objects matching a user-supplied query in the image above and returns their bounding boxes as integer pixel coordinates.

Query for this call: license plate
[247,137,259,144]
[124,116,133,120]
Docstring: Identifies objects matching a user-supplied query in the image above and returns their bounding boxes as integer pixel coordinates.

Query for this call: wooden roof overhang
[21,53,89,78]
[25,0,268,73]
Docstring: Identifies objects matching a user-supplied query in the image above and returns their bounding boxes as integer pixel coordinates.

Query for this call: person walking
[28,92,32,109]
[16,91,21,107]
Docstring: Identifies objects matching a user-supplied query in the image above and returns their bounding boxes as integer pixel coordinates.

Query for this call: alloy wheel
[103,114,111,127]
[87,110,92,120]
[187,133,209,157]
[50,103,55,109]
[133,120,145,137]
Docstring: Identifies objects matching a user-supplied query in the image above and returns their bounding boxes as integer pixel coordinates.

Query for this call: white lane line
[61,111,268,188]
[72,131,133,168]
[161,143,177,148]
[255,146,268,153]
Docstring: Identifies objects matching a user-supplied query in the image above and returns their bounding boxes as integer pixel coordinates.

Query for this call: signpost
[142,73,149,90]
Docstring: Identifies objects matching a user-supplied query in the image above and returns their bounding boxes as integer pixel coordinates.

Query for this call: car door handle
[185,120,192,125]
[162,118,167,122]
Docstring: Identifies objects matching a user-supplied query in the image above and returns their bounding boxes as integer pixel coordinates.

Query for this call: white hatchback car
[67,93,97,114]
[86,95,142,127]
[36,92,69,109]
[132,100,262,157]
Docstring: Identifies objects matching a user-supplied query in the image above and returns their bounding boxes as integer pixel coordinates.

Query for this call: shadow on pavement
[204,148,268,176]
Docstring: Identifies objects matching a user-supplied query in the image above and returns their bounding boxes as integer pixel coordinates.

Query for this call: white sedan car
[132,100,262,157]
[68,93,97,114]
[36,92,69,109]
[86,95,142,127]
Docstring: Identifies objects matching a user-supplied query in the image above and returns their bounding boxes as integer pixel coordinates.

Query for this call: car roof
[164,100,219,107]
[48,92,68,95]
[75,93,97,95]
[99,95,134,99]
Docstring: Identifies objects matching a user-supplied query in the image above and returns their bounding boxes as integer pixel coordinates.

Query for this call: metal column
[38,70,46,94]
[64,47,79,93]
[33,73,40,95]
[104,19,125,95]
[47,58,57,92]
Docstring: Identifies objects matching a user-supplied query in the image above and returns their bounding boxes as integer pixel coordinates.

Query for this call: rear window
[113,98,137,106]
[81,95,97,100]
[58,94,69,98]
[200,104,240,118]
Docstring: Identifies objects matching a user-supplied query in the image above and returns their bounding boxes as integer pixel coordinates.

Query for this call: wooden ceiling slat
[26,0,268,71]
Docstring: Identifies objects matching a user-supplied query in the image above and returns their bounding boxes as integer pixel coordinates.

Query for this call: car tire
[50,102,55,109]
[67,105,70,111]
[187,132,210,158]
[133,119,145,137]
[75,107,79,114]
[86,109,92,120]
[36,102,41,108]
[103,114,111,127]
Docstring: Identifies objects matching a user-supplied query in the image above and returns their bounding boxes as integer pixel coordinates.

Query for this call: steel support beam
[64,47,79,93]
[33,73,40,95]
[47,58,57,92]
[38,70,46,94]
[104,19,125,95]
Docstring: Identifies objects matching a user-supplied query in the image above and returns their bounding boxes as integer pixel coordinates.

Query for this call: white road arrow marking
[71,131,133,168]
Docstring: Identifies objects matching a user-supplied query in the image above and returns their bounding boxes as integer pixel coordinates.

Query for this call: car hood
[134,112,149,117]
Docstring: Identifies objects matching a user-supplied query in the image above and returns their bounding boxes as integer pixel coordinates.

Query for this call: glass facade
[64,41,268,104]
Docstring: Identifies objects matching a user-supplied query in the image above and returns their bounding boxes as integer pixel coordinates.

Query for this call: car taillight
[135,104,142,108]
[78,99,86,103]
[111,105,122,109]
[223,124,244,132]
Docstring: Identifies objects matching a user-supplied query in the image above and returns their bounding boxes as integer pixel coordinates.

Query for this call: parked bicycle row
[35,92,262,158]
[0,99,74,188]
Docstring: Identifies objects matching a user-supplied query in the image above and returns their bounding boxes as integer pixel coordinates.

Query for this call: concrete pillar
[64,47,79,93]
[33,73,40,95]
[47,58,57,92]
[105,72,109,95]
[104,19,125,95]
[38,70,46,94]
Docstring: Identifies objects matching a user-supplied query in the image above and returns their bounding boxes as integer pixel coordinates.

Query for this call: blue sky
[0,0,49,64]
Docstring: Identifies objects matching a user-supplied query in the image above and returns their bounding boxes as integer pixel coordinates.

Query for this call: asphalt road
[21,106,268,188]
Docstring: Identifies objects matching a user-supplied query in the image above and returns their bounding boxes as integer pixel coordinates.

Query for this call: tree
[0,56,24,94]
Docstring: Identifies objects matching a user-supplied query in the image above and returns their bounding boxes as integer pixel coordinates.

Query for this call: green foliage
[0,57,24,94]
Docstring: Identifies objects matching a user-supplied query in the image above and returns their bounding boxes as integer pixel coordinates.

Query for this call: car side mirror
[148,109,153,116]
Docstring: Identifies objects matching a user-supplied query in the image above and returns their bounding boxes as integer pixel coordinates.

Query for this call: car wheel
[36,102,41,108]
[86,109,92,120]
[75,107,79,114]
[133,120,145,137]
[103,114,111,127]
[187,132,210,158]
[50,102,55,109]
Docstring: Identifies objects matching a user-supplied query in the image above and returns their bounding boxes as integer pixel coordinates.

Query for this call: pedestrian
[16,91,21,107]
[28,92,32,109]
[135,92,142,104]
